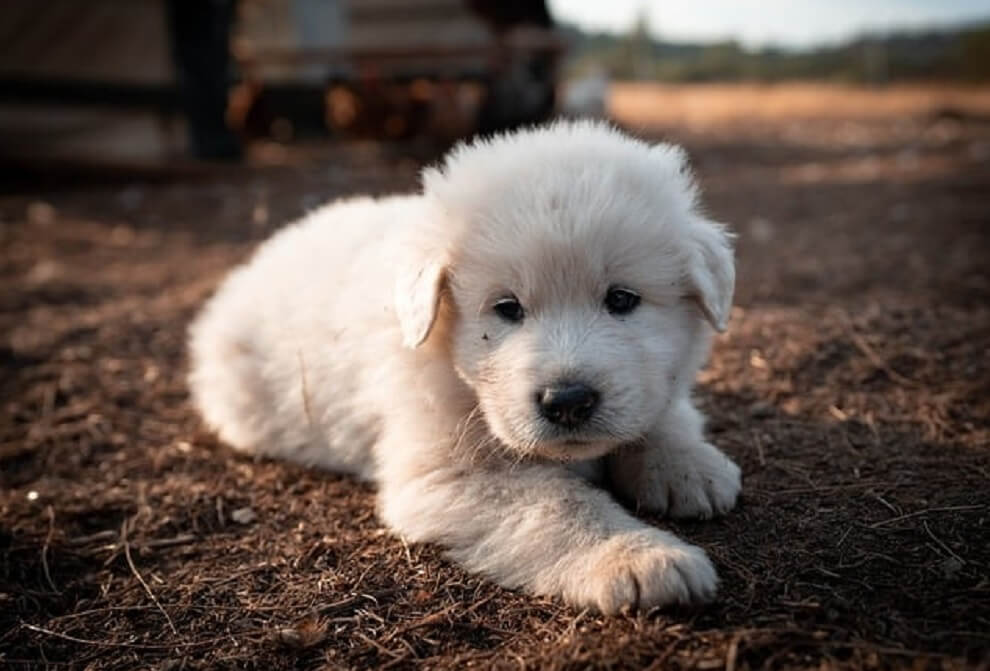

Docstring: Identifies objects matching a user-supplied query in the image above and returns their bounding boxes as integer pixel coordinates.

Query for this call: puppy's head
[397,121,734,461]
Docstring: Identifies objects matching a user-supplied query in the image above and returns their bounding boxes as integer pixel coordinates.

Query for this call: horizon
[547,1,990,50]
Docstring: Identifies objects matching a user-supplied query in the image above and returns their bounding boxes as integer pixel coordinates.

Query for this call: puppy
[188,121,741,613]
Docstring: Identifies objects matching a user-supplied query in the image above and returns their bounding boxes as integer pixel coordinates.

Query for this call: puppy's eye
[604,287,640,315]
[493,296,525,323]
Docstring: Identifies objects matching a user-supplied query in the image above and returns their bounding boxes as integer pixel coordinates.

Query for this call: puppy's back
[187,195,421,475]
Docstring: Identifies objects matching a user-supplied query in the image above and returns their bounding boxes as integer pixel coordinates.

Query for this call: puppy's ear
[395,256,447,348]
[685,217,735,332]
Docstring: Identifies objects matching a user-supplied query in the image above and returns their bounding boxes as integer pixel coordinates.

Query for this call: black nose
[537,383,600,427]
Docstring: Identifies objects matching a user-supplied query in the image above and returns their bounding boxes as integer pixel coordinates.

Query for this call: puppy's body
[189,196,426,478]
[189,122,741,613]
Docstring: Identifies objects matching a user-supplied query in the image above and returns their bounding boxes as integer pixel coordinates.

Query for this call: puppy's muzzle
[536,382,600,428]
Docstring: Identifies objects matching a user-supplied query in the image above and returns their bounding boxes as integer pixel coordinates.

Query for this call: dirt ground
[2,84,989,670]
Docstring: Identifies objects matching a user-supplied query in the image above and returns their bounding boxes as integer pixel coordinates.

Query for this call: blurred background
[3,3,990,667]
[1,0,988,169]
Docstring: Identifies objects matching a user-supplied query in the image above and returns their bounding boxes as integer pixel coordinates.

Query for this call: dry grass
[609,82,990,129]
[2,85,989,669]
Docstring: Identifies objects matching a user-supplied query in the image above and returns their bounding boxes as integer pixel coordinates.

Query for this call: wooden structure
[0,0,561,156]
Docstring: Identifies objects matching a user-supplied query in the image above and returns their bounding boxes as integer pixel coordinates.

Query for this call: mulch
[2,113,989,669]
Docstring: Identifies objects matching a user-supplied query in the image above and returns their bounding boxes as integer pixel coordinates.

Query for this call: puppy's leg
[608,397,741,519]
[379,462,717,614]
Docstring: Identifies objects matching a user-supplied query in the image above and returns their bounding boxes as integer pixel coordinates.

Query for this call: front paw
[564,530,717,614]
[612,442,741,519]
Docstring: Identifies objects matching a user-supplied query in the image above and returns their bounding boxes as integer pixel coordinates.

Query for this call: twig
[873,494,901,516]
[20,622,264,650]
[120,518,178,635]
[41,506,59,594]
[67,530,117,546]
[141,534,197,549]
[750,430,766,467]
[354,631,407,661]
[382,603,459,642]
[837,310,920,388]
[724,633,744,671]
[380,653,417,671]
[313,594,363,616]
[297,350,314,429]
[762,481,889,495]
[67,531,196,551]
[869,505,985,528]
[0,658,72,667]
[923,520,966,565]
[49,603,298,625]
[464,591,499,614]
[350,561,379,595]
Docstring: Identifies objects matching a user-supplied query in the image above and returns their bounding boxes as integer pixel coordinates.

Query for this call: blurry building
[0,0,561,166]
[234,0,560,140]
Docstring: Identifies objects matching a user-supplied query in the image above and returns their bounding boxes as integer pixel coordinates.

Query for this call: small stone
[748,216,774,243]
[231,507,257,524]
[749,350,769,370]
[252,204,269,226]
[117,186,144,211]
[276,627,304,648]
[27,201,56,226]
[749,402,774,419]
[275,617,327,649]
[941,557,964,579]
[26,260,60,283]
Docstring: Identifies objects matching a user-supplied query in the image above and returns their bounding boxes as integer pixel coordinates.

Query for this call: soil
[2,86,989,670]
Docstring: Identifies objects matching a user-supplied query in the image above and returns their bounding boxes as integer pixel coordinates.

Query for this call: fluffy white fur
[188,121,741,613]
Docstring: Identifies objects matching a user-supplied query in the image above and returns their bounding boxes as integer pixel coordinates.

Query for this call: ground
[1,84,989,670]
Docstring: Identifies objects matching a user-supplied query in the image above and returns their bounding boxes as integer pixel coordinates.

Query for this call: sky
[546,0,990,49]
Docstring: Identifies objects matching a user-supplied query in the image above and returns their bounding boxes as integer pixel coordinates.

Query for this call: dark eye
[493,296,525,323]
[605,287,640,315]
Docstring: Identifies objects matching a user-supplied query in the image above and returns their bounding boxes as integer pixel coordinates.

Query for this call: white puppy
[188,121,741,613]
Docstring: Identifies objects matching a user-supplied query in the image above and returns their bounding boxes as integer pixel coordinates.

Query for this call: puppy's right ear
[395,255,447,348]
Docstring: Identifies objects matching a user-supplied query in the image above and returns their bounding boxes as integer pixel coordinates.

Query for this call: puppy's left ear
[685,217,736,332]
[395,256,447,348]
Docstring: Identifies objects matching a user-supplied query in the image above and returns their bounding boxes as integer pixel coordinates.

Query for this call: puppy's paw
[566,531,717,614]
[614,442,741,519]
